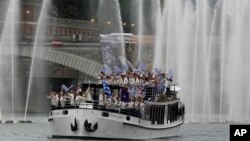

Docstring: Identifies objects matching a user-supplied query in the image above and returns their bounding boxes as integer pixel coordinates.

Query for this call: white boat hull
[49,108,184,140]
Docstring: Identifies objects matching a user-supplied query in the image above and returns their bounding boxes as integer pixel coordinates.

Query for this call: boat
[48,78,185,140]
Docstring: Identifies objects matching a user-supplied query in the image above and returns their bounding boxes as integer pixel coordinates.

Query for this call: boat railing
[144,87,178,102]
[50,99,185,124]
[142,100,185,125]
[50,100,143,118]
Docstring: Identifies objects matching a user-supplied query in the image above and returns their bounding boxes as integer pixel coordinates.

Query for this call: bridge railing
[19,35,100,44]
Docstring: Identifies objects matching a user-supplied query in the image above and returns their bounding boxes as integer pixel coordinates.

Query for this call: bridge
[16,42,103,78]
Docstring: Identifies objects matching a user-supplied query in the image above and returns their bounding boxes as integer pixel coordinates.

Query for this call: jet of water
[0,0,19,121]
[153,0,250,122]
[24,0,50,121]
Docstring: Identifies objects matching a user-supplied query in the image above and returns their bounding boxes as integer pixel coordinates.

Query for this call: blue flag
[61,84,74,92]
[138,62,146,72]
[168,70,174,80]
[122,64,129,71]
[61,84,69,92]
[114,66,122,74]
[101,65,111,74]
[154,68,160,74]
[102,81,112,96]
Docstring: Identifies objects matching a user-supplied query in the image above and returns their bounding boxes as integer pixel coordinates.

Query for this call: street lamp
[107,21,111,25]
[25,10,31,14]
[131,23,135,27]
[90,19,95,22]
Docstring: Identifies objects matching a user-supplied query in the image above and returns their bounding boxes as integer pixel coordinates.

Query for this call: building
[20,0,99,43]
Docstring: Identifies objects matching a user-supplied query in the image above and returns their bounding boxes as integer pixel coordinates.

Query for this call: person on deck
[85,87,93,103]
[75,93,85,107]
[47,91,59,109]
[68,90,75,107]
[59,92,67,108]
[167,70,174,82]
[98,92,105,106]
[120,86,130,108]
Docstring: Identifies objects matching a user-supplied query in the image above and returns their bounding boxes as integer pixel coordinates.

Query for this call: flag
[119,56,133,71]
[133,68,139,72]
[100,65,111,74]
[122,64,129,71]
[121,87,130,102]
[138,62,146,72]
[168,70,174,81]
[128,86,136,96]
[157,80,165,91]
[61,84,74,92]
[68,85,74,92]
[61,84,69,92]
[114,66,122,74]
[102,81,112,96]
[154,68,160,74]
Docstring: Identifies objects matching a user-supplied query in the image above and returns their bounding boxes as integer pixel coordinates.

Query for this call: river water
[0,115,230,141]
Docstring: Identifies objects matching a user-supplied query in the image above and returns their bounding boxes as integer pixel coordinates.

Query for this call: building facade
[20,0,99,43]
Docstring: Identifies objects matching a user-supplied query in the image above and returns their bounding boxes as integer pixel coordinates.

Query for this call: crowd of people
[47,69,175,118]
[47,85,94,109]
[97,69,173,87]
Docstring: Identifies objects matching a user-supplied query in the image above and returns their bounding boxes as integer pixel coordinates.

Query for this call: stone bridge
[16,43,103,78]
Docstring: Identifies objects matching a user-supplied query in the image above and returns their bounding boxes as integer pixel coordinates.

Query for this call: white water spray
[24,0,50,120]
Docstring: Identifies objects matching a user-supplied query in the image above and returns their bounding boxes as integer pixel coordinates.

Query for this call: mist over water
[151,0,250,122]
[137,0,144,63]
[98,0,125,61]
[134,0,161,65]
[0,0,250,123]
[25,0,50,120]
[98,0,123,34]
[0,0,50,121]
[0,0,19,121]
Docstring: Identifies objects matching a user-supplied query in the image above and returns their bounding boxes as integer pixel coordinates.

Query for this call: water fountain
[0,0,51,124]
[0,0,19,123]
[136,0,161,66]
[137,0,144,63]
[152,0,250,122]
[98,0,250,122]
[98,0,125,67]
[23,0,50,122]
[0,0,249,124]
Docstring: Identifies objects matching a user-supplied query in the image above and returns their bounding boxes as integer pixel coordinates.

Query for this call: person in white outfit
[75,94,86,108]
[47,91,59,109]
[99,93,105,106]
[68,90,75,107]
[59,93,66,108]
[85,87,93,102]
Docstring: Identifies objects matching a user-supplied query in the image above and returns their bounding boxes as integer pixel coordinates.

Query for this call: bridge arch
[17,47,103,78]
